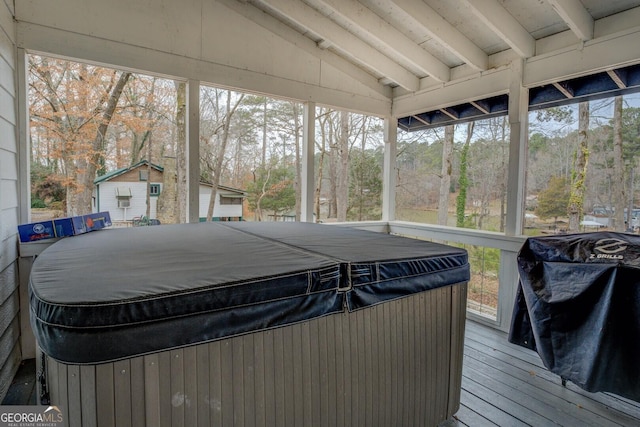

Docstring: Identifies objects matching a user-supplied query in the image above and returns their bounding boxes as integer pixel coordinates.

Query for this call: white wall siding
[97,182,160,221]
[0,0,21,402]
[198,185,243,220]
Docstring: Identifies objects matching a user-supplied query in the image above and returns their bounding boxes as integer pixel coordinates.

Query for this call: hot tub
[30,222,469,426]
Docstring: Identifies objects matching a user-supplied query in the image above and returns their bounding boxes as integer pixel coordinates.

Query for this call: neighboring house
[93,161,245,222]
[198,183,246,222]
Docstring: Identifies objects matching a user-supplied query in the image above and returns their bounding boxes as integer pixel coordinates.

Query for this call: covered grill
[509,232,640,402]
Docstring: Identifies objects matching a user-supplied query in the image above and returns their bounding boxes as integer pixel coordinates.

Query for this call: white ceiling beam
[307,0,451,81]
[257,0,420,91]
[547,0,594,41]
[464,0,535,58]
[391,0,489,71]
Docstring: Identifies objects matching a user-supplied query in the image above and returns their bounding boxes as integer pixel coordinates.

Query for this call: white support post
[301,102,316,222]
[505,60,528,236]
[187,79,200,223]
[17,48,30,224]
[498,59,529,331]
[382,117,397,222]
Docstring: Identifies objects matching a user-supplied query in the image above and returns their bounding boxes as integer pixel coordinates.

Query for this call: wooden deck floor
[457,320,640,427]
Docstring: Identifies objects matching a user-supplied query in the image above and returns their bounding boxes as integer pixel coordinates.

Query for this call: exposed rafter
[256,0,420,91]
[440,108,458,120]
[607,69,627,89]
[547,0,594,41]
[464,0,535,58]
[553,81,574,98]
[390,0,489,71]
[470,100,490,115]
[411,115,431,127]
[400,64,640,132]
[306,0,451,82]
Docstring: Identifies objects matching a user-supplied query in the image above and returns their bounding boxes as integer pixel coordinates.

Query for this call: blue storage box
[18,212,112,242]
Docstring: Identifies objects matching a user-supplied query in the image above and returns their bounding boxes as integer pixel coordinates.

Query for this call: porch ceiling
[247,0,640,129]
[15,1,640,126]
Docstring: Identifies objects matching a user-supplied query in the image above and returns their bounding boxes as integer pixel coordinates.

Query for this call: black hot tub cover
[509,232,640,402]
[30,222,469,364]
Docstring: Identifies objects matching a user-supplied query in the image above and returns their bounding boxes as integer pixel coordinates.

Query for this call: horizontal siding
[0,0,21,405]
[97,182,159,221]
[45,283,467,427]
[198,187,243,219]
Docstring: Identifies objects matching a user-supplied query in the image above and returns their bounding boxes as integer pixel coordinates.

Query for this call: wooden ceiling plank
[391,0,489,71]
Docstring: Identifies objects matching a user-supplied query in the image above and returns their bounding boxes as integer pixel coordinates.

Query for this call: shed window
[220,196,243,205]
[150,184,161,196]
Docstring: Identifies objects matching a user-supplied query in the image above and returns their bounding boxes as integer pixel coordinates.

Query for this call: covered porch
[3,0,640,424]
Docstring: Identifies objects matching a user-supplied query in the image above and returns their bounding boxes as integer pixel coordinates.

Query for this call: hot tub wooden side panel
[43,282,467,427]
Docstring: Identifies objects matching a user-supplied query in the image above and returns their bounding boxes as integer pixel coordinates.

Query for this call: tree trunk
[207,92,245,221]
[456,122,474,228]
[315,113,329,221]
[438,125,454,226]
[262,98,268,167]
[612,96,626,231]
[145,133,153,219]
[174,82,187,223]
[336,110,349,222]
[68,71,130,216]
[567,102,590,232]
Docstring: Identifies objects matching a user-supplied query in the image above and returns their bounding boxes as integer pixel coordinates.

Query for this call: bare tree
[336,110,350,221]
[206,91,245,221]
[174,82,187,223]
[567,102,590,232]
[438,125,454,225]
[612,96,626,231]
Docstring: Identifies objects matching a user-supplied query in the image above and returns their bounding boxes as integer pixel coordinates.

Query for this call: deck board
[458,321,640,427]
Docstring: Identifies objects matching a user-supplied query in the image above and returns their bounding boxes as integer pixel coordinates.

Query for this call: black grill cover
[508,232,640,401]
[30,222,469,364]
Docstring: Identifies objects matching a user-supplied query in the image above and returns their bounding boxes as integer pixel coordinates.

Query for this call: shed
[93,161,246,222]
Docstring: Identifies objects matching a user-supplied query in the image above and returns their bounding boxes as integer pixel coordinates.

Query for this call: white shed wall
[198,185,243,220]
[96,182,160,222]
